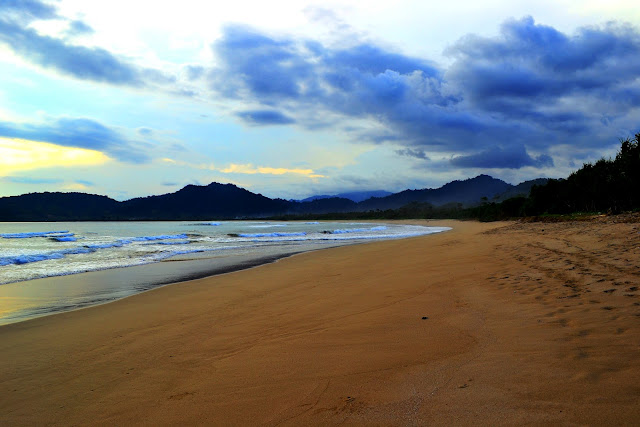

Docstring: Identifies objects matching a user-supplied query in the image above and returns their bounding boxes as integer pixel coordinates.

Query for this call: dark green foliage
[530,134,640,215]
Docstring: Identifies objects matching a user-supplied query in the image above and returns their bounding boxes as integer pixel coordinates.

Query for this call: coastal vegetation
[473,134,640,220]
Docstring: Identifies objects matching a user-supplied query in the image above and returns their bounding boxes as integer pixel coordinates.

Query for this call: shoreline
[1,219,638,424]
[0,246,329,326]
[0,220,448,326]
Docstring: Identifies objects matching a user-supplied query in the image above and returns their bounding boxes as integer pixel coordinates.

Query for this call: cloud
[206,19,640,169]
[0,0,171,87]
[3,176,63,184]
[450,145,554,169]
[65,20,94,37]
[209,25,316,100]
[159,158,323,178]
[236,110,296,125]
[445,17,640,133]
[0,117,150,163]
[0,137,109,174]
[219,164,324,178]
[184,65,205,81]
[395,148,429,160]
[0,19,143,85]
[63,183,89,191]
[0,0,58,22]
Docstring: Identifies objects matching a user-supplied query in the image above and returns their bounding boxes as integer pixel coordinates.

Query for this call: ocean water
[0,221,450,325]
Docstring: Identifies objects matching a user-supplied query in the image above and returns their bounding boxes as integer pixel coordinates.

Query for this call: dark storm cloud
[236,110,296,125]
[445,17,640,135]
[448,17,640,113]
[0,20,143,85]
[207,19,640,169]
[450,145,554,169]
[0,0,171,87]
[210,25,316,99]
[324,44,440,76]
[0,118,150,163]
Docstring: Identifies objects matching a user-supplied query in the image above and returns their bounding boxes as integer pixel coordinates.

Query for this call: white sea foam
[86,240,131,249]
[142,240,191,245]
[238,232,307,238]
[331,225,389,234]
[331,227,368,234]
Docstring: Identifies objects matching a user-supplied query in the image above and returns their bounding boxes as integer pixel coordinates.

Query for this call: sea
[0,221,450,325]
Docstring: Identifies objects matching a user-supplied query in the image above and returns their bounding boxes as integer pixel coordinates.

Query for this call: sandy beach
[1,218,639,425]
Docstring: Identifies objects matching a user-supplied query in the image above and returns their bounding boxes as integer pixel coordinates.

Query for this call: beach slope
[1,219,639,425]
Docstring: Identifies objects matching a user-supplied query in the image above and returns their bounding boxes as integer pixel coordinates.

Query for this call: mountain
[0,192,120,221]
[119,182,290,220]
[300,190,393,203]
[0,183,291,221]
[358,175,512,211]
[492,178,549,202]
[0,175,541,221]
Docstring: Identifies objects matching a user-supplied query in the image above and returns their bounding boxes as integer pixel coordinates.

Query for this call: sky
[0,0,639,200]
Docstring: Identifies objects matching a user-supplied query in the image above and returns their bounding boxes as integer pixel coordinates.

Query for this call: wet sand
[1,218,639,425]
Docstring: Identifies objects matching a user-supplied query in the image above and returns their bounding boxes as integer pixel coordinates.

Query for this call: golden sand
[1,219,639,425]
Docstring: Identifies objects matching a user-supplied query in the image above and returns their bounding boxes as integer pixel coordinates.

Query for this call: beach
[1,218,639,425]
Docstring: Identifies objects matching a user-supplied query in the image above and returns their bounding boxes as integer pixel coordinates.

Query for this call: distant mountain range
[0,175,547,221]
[299,190,393,203]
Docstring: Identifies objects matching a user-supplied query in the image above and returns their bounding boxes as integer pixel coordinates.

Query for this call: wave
[148,248,206,261]
[0,230,70,239]
[193,222,221,226]
[50,236,78,242]
[330,225,387,234]
[130,234,188,241]
[86,240,131,249]
[0,223,451,288]
[0,252,66,266]
[142,240,191,246]
[237,232,307,238]
[0,245,96,266]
